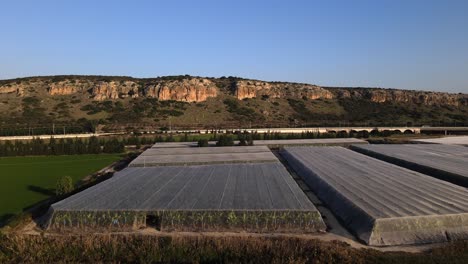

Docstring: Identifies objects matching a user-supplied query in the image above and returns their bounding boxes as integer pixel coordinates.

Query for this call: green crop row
[48,210,146,231]
[48,210,324,233]
[158,210,324,232]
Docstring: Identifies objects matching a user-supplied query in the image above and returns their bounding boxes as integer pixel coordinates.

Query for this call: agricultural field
[0,154,121,225]
[281,146,468,246]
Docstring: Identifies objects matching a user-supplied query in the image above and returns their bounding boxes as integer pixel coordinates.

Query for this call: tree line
[0,135,170,157]
[0,137,124,157]
[0,130,410,157]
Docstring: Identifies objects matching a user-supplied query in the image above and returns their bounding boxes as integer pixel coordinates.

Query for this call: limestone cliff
[41,77,218,102]
[333,88,468,106]
[0,83,26,96]
[48,81,80,95]
[0,75,466,107]
[234,80,333,100]
[0,83,24,96]
[144,78,218,102]
[91,81,139,101]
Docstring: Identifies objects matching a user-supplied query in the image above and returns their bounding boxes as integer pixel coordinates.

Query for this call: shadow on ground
[27,185,56,196]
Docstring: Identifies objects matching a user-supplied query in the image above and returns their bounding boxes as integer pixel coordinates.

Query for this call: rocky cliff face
[40,78,218,102]
[48,81,81,95]
[144,78,218,102]
[234,80,280,99]
[333,88,468,106]
[0,76,466,107]
[91,81,139,101]
[0,83,24,96]
[234,80,333,100]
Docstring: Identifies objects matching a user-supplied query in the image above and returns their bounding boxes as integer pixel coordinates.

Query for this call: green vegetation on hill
[0,75,467,133]
[223,98,262,121]
[0,154,120,226]
[339,99,468,126]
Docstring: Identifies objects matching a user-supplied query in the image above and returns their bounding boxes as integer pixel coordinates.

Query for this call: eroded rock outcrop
[0,84,23,96]
[234,80,280,99]
[234,80,333,100]
[333,88,468,106]
[144,78,218,102]
[48,82,80,95]
[0,76,466,108]
[92,81,139,101]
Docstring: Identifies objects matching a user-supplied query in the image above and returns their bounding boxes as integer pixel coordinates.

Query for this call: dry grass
[0,233,467,263]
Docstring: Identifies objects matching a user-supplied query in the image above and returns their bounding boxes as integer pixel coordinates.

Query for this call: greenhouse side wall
[47,209,326,233]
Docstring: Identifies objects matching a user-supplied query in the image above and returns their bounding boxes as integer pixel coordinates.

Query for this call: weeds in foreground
[0,233,467,263]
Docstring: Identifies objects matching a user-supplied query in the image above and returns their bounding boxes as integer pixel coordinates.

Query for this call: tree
[49,137,57,155]
[135,137,142,149]
[64,138,74,155]
[87,136,101,154]
[238,138,247,146]
[56,176,74,196]
[165,134,175,142]
[103,138,124,153]
[246,133,254,146]
[74,138,86,154]
[238,132,254,146]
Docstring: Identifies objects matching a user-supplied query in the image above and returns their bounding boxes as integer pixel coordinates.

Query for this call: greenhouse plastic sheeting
[281,146,468,246]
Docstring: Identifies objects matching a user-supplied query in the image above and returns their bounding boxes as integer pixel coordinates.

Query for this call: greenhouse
[281,146,468,246]
[149,138,368,149]
[130,146,278,167]
[140,146,271,156]
[351,144,468,187]
[47,163,326,233]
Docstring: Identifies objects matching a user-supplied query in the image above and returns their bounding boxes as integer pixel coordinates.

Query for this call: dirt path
[18,225,446,253]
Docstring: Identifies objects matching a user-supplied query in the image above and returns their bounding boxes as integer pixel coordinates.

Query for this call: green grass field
[0,154,121,224]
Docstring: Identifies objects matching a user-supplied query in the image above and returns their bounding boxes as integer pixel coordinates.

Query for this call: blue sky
[1,0,467,92]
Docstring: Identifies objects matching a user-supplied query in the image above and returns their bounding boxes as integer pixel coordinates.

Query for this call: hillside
[0,75,467,133]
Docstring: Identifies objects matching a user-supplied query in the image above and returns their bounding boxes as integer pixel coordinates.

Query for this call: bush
[239,138,247,146]
[223,98,258,119]
[56,176,73,196]
[238,133,254,146]
[216,135,234,146]
[197,139,209,147]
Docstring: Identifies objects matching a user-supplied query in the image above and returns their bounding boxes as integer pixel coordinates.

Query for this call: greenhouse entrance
[146,215,161,230]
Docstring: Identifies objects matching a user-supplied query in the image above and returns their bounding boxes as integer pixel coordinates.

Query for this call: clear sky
[1,0,467,93]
